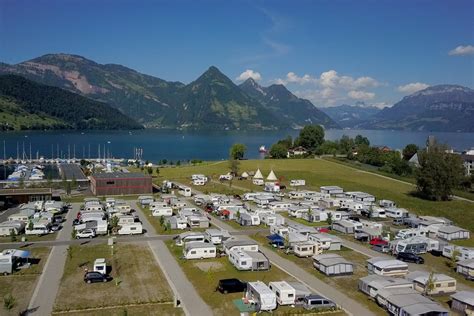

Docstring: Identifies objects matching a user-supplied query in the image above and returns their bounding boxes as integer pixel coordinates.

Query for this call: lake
[1,129,473,162]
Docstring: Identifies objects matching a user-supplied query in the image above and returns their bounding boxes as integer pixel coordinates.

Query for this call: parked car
[396,252,424,264]
[393,218,404,226]
[216,278,247,294]
[429,249,443,257]
[76,229,96,239]
[303,295,336,310]
[53,216,63,224]
[317,227,330,233]
[372,244,390,253]
[72,219,81,226]
[50,224,62,232]
[369,238,388,246]
[84,271,109,283]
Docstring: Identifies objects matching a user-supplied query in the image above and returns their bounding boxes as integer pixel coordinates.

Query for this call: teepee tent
[254,169,263,179]
[241,171,249,178]
[266,170,278,181]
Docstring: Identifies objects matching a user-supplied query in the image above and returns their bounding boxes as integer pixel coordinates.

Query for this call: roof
[268,281,293,291]
[377,287,418,300]
[451,291,474,306]
[313,253,353,267]
[253,169,264,179]
[386,293,448,314]
[0,188,52,196]
[185,242,216,250]
[247,281,273,294]
[367,257,408,269]
[266,170,278,181]
[360,275,413,289]
[320,186,343,191]
[224,239,258,249]
[246,251,268,262]
[91,172,151,179]
[438,225,468,234]
[457,259,474,268]
[286,281,311,296]
[406,271,455,284]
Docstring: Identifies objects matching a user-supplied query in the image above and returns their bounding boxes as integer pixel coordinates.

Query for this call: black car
[396,252,424,264]
[72,219,81,226]
[84,271,109,284]
[53,216,63,224]
[216,278,247,294]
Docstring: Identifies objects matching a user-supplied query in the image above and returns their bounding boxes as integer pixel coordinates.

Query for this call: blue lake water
[1,129,473,162]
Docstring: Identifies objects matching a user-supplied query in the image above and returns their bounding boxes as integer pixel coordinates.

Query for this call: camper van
[294,242,322,257]
[178,186,192,197]
[228,249,270,271]
[385,208,409,219]
[268,281,296,305]
[245,281,277,311]
[193,178,207,186]
[290,180,306,187]
[183,242,216,259]
[289,191,306,200]
[395,228,427,240]
[118,223,143,235]
[253,179,264,186]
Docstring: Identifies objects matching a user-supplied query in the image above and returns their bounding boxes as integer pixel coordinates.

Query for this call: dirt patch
[194,261,224,272]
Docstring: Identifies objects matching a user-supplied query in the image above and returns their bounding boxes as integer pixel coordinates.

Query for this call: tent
[254,169,264,179]
[241,172,249,178]
[267,234,284,243]
[267,170,278,181]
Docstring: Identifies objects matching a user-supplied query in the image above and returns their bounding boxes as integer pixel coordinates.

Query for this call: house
[437,225,470,241]
[358,275,413,298]
[332,219,362,234]
[320,186,344,196]
[385,292,448,316]
[183,242,216,260]
[367,257,408,277]
[451,291,474,315]
[187,215,210,228]
[166,216,188,230]
[228,249,270,271]
[312,253,354,276]
[239,213,261,226]
[457,259,474,280]
[460,154,474,176]
[406,271,456,295]
[205,229,231,245]
[287,146,308,157]
[223,239,259,254]
[0,220,26,236]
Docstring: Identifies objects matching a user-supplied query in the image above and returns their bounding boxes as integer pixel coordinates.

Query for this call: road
[27,202,78,316]
[132,201,213,316]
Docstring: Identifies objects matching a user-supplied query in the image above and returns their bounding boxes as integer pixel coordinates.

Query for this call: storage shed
[312,253,353,276]
[437,225,470,241]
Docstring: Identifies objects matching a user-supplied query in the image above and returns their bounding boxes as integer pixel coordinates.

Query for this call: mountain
[320,104,381,128]
[173,67,284,130]
[239,78,339,129]
[0,54,185,128]
[360,85,474,132]
[0,74,143,130]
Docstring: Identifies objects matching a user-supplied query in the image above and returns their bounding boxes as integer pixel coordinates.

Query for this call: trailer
[245,281,277,311]
[138,196,154,206]
[268,281,296,305]
[118,223,143,235]
[152,207,173,217]
[183,242,216,259]
[290,179,306,187]
[0,221,26,236]
[228,249,270,271]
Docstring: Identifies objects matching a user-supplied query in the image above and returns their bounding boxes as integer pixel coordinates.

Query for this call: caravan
[178,186,192,197]
[175,232,206,246]
[183,242,216,259]
[228,249,270,271]
[25,219,51,235]
[395,228,427,240]
[245,281,277,311]
[268,281,296,305]
[118,223,143,235]
[290,180,305,187]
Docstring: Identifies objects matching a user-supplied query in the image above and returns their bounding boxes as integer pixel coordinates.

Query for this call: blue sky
[1,0,473,107]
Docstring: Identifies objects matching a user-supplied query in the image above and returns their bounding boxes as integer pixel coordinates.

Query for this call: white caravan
[268,281,296,305]
[245,281,277,311]
[118,223,143,235]
[290,180,305,187]
[183,242,216,259]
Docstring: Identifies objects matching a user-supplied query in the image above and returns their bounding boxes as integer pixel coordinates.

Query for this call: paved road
[132,201,212,316]
[27,203,78,316]
[0,205,20,222]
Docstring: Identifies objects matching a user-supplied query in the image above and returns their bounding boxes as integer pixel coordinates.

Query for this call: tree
[176,160,181,166]
[326,212,333,226]
[339,135,355,154]
[294,125,325,151]
[424,272,437,295]
[155,167,160,175]
[3,293,15,310]
[228,158,240,176]
[159,215,165,227]
[402,144,419,161]
[109,216,120,234]
[355,135,370,147]
[269,143,287,159]
[415,145,465,201]
[229,143,246,160]
[28,220,34,231]
[276,135,293,150]
[147,167,153,175]
[165,221,171,232]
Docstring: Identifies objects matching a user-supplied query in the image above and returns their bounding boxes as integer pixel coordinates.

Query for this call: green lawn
[54,243,175,312]
[0,232,58,243]
[52,304,183,316]
[165,240,344,316]
[0,247,51,316]
[251,233,386,316]
[144,159,474,232]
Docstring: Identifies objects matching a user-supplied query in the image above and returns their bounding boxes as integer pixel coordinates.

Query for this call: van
[302,295,336,310]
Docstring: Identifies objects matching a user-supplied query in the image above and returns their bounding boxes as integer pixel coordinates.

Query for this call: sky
[0,0,473,108]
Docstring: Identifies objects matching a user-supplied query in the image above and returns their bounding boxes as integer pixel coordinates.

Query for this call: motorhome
[245,281,277,311]
[385,207,409,219]
[178,186,192,197]
[183,242,216,259]
[228,249,270,271]
[367,258,408,277]
[288,191,306,200]
[290,179,305,187]
[442,245,474,260]
[138,196,154,206]
[268,281,296,305]
[175,232,206,246]
[118,223,143,235]
[395,228,427,240]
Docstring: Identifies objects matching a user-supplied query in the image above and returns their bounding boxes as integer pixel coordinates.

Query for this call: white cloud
[448,45,474,56]
[397,82,430,94]
[236,69,262,82]
[348,90,375,100]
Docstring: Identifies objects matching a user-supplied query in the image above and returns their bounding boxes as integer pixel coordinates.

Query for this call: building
[90,172,152,196]
[406,271,456,295]
[287,146,308,158]
[437,225,470,241]
[385,292,448,316]
[367,257,408,277]
[460,154,474,176]
[0,188,52,205]
[451,291,474,315]
[312,253,354,276]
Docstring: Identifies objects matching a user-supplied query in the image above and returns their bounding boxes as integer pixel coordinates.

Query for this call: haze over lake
[1,129,473,162]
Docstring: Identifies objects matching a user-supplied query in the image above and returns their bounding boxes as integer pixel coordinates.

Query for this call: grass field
[165,240,345,316]
[251,233,386,316]
[0,247,51,316]
[0,232,58,243]
[148,159,474,233]
[54,243,175,313]
[52,304,183,316]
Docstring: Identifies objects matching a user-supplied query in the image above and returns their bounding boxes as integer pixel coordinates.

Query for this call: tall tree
[402,144,419,160]
[269,143,288,159]
[354,135,370,147]
[229,143,246,160]
[415,145,465,201]
[294,125,325,151]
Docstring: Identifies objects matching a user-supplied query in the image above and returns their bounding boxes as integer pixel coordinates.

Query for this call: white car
[76,229,96,239]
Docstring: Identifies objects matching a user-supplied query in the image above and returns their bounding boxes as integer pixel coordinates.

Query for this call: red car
[317,227,330,233]
[369,238,388,246]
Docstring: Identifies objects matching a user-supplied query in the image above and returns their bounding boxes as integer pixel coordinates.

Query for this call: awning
[221,210,230,216]
[13,250,30,258]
